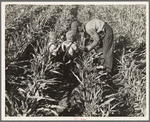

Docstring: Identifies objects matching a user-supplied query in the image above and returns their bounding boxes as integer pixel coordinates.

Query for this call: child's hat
[66,30,76,40]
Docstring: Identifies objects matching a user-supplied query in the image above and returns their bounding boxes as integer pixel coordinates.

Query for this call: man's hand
[86,29,100,50]
[86,45,92,51]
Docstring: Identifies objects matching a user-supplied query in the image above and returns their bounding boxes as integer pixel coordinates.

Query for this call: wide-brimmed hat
[66,30,76,40]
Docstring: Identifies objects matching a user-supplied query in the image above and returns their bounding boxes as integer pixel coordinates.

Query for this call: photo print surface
[1,1,149,121]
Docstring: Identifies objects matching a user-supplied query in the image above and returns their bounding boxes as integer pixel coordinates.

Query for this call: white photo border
[1,1,149,121]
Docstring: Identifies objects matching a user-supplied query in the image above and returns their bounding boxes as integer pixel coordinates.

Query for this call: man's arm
[86,29,100,51]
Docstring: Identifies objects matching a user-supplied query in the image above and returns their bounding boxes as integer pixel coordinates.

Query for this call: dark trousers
[98,23,114,73]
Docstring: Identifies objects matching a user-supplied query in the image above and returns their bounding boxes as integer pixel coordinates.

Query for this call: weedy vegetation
[5,4,146,117]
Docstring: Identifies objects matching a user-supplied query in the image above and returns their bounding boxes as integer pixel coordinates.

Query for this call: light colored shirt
[85,19,105,51]
[48,42,59,56]
[86,19,105,33]
[61,40,77,56]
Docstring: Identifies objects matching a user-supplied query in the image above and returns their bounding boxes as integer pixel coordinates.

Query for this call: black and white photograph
[1,1,149,120]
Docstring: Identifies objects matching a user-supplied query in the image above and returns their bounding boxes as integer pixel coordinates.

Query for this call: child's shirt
[48,41,60,56]
[61,40,77,56]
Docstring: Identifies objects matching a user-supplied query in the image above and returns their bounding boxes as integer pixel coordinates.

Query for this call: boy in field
[61,30,79,64]
[56,30,80,114]
[47,31,60,56]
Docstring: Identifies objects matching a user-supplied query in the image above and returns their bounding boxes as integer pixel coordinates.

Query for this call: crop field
[4,3,147,118]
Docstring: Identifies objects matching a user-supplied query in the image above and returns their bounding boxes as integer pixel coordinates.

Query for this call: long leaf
[100,98,115,107]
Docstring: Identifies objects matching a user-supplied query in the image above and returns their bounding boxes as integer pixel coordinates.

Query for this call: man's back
[86,19,105,33]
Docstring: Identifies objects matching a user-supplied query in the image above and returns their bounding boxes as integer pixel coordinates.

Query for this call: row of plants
[5,4,146,117]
